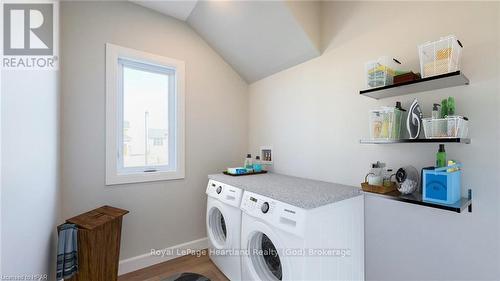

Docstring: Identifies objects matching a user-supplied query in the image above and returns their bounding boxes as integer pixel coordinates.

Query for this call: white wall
[249,2,500,280]
[0,66,2,277]
[1,1,60,277]
[0,56,2,278]
[1,71,60,277]
[60,1,248,262]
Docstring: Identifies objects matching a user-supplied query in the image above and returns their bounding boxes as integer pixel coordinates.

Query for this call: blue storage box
[422,164,462,204]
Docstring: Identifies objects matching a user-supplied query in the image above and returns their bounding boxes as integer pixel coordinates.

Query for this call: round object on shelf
[396,166,420,194]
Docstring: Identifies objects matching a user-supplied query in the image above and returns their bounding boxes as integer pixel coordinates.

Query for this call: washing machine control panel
[241,191,306,236]
[243,195,275,214]
[261,202,270,213]
[206,180,243,208]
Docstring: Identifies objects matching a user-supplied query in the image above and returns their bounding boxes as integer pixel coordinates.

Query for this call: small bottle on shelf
[432,103,441,119]
[383,169,394,187]
[436,144,447,168]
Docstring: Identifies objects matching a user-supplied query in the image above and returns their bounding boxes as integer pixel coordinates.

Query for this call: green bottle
[441,99,448,118]
[447,97,456,116]
[436,144,447,168]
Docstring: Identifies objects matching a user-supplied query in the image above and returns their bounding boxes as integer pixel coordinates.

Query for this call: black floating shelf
[360,138,470,144]
[364,189,472,213]
[360,71,470,99]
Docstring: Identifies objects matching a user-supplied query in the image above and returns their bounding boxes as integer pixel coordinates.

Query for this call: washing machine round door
[207,206,228,248]
[248,231,283,281]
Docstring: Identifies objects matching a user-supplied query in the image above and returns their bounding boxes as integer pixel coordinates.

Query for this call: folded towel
[56,223,78,281]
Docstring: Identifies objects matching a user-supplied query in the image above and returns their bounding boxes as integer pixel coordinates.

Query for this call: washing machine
[240,191,365,281]
[206,179,243,281]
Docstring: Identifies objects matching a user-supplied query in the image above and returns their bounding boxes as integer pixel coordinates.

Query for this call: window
[106,44,185,185]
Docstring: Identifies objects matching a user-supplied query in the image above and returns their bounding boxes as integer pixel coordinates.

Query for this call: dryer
[240,191,364,281]
[206,179,243,281]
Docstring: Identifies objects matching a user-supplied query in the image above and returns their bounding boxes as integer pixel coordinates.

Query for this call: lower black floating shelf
[363,189,472,213]
[360,138,470,144]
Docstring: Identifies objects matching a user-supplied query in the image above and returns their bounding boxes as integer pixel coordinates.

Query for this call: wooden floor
[118,252,230,281]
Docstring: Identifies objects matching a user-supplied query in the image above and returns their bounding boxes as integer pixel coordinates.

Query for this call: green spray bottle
[440,99,448,118]
[447,96,456,116]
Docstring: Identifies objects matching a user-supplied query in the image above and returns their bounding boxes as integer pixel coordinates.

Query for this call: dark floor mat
[161,272,211,281]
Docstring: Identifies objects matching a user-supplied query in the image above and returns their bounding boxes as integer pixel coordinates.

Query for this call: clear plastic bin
[369,107,404,140]
[418,35,463,78]
[422,116,469,139]
[365,56,403,88]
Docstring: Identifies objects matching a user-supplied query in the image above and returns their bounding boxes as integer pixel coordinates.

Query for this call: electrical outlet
[260,146,273,164]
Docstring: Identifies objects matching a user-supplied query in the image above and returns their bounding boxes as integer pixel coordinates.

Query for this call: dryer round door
[206,202,229,249]
[244,222,288,281]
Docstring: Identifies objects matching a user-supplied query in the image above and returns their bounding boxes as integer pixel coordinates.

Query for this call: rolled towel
[56,223,78,281]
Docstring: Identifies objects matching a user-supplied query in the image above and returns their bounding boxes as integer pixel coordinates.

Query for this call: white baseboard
[118,237,209,276]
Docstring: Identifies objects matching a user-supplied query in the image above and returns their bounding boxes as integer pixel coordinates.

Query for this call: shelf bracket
[468,189,472,213]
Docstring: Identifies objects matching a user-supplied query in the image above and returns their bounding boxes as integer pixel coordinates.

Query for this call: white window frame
[106,43,185,185]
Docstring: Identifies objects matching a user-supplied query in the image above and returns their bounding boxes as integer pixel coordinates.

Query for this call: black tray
[223,170,267,177]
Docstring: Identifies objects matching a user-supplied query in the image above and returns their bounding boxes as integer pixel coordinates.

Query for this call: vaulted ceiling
[133,0,199,21]
[132,0,321,83]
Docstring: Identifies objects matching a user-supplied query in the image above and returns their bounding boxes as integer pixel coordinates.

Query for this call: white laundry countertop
[208,172,361,210]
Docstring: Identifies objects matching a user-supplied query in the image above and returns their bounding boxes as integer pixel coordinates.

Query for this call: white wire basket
[418,35,463,78]
[422,116,469,139]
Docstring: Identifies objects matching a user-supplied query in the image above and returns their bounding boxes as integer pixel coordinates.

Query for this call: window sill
[105,170,184,185]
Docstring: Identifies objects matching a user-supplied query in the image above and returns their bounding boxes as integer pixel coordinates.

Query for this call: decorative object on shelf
[406,98,423,139]
[395,166,420,194]
[422,163,462,204]
[418,35,463,78]
[393,71,421,85]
